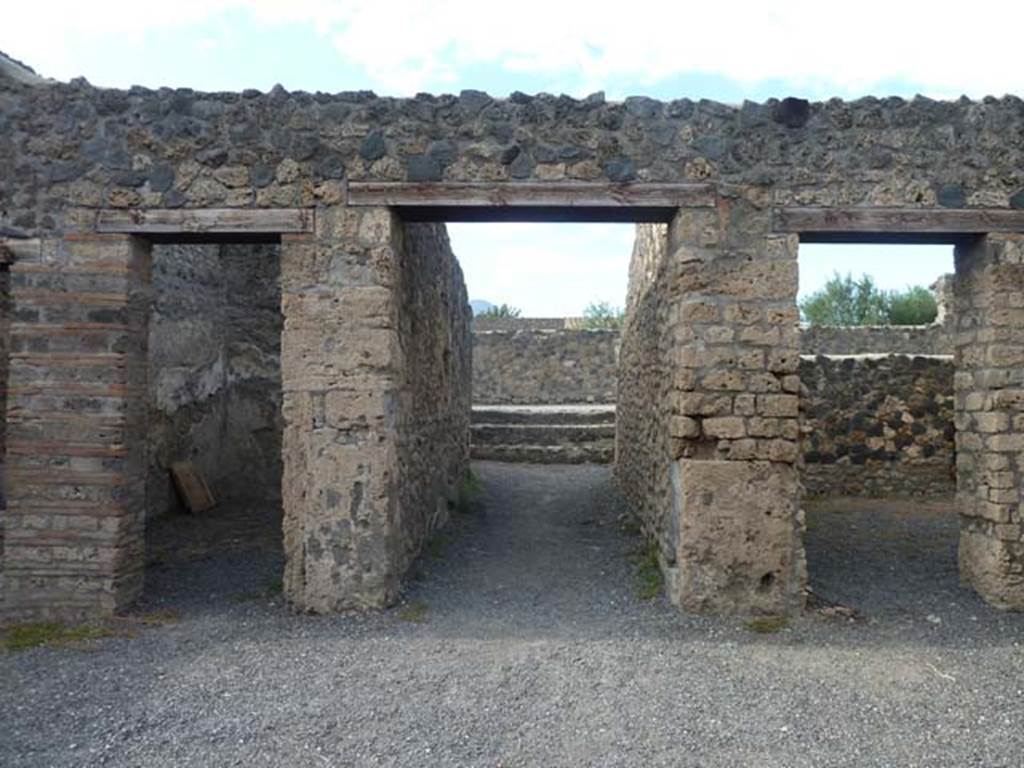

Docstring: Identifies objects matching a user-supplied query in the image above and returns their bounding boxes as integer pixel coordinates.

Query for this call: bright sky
[2,1,1006,314]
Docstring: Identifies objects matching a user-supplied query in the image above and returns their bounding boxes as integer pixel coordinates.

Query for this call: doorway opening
[391,213,661,613]
[143,241,284,608]
[450,221,633,465]
[797,239,961,615]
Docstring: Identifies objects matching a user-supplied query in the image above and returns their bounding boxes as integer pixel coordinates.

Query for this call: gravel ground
[2,462,1023,767]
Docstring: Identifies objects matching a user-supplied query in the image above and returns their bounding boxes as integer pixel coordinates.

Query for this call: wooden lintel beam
[0,238,40,264]
[95,208,314,235]
[347,182,716,209]
[775,207,1024,237]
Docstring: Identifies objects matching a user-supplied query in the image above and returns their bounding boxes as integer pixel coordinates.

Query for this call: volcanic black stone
[773,97,811,128]
[407,155,443,182]
[359,131,387,161]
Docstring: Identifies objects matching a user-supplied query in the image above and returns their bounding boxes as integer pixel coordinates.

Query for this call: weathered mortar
[393,224,472,576]
[0,261,8,581]
[617,209,806,616]
[953,235,1024,609]
[473,328,618,404]
[616,224,675,579]
[4,57,1024,617]
[476,321,958,495]
[800,354,955,496]
[279,212,471,613]
[472,317,570,331]
[2,235,150,621]
[4,73,1024,235]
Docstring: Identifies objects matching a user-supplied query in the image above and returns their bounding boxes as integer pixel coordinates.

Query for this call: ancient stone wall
[7,60,1024,617]
[5,73,1024,237]
[279,211,470,613]
[147,243,282,518]
[219,244,284,502]
[393,223,472,575]
[616,223,675,573]
[472,317,570,331]
[473,318,958,494]
[0,262,8,579]
[472,328,618,404]
[664,207,805,616]
[800,324,952,355]
[953,235,1024,609]
[2,235,150,620]
[801,355,955,496]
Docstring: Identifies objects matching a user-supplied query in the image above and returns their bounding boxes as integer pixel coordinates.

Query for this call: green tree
[800,272,939,326]
[477,303,522,319]
[800,273,889,326]
[887,285,938,325]
[581,300,625,329]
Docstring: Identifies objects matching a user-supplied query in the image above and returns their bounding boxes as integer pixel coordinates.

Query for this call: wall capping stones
[800,353,954,361]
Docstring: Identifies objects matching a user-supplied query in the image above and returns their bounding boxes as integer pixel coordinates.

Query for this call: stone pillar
[664,197,805,615]
[2,235,151,621]
[0,251,8,597]
[280,207,404,612]
[953,234,1024,610]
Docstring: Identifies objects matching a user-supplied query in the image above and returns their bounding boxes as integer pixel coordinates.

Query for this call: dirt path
[2,463,1022,768]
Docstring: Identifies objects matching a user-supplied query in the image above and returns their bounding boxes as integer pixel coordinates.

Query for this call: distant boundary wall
[472,318,956,495]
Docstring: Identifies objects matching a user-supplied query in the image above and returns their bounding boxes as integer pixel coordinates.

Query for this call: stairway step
[471,404,615,425]
[471,442,614,465]
[472,422,615,446]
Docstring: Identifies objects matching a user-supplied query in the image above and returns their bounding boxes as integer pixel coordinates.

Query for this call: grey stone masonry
[801,355,955,497]
[953,235,1024,609]
[5,55,1024,619]
[279,212,470,612]
[0,258,8,585]
[2,235,150,621]
[473,328,618,404]
[6,72,1024,237]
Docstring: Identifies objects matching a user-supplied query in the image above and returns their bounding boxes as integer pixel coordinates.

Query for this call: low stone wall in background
[800,354,955,496]
[473,321,957,496]
[472,317,572,332]
[800,324,952,355]
[473,328,619,404]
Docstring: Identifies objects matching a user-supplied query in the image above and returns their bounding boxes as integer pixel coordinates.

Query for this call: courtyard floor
[1,462,1022,767]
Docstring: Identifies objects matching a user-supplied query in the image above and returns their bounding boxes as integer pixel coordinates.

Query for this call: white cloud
[3,0,1023,97]
[448,223,636,317]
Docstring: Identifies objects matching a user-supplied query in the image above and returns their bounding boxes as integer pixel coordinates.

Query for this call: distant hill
[470,299,495,316]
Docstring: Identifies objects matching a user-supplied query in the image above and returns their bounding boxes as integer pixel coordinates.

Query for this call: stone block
[757,394,799,417]
[672,459,804,615]
[702,417,745,439]
[959,529,1024,609]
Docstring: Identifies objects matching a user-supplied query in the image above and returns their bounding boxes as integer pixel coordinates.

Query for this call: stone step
[471,441,614,464]
[471,404,616,425]
[472,422,616,446]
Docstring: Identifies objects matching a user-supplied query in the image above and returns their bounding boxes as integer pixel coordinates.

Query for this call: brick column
[2,235,150,621]
[954,234,1024,609]
[665,197,805,615]
[280,207,404,612]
